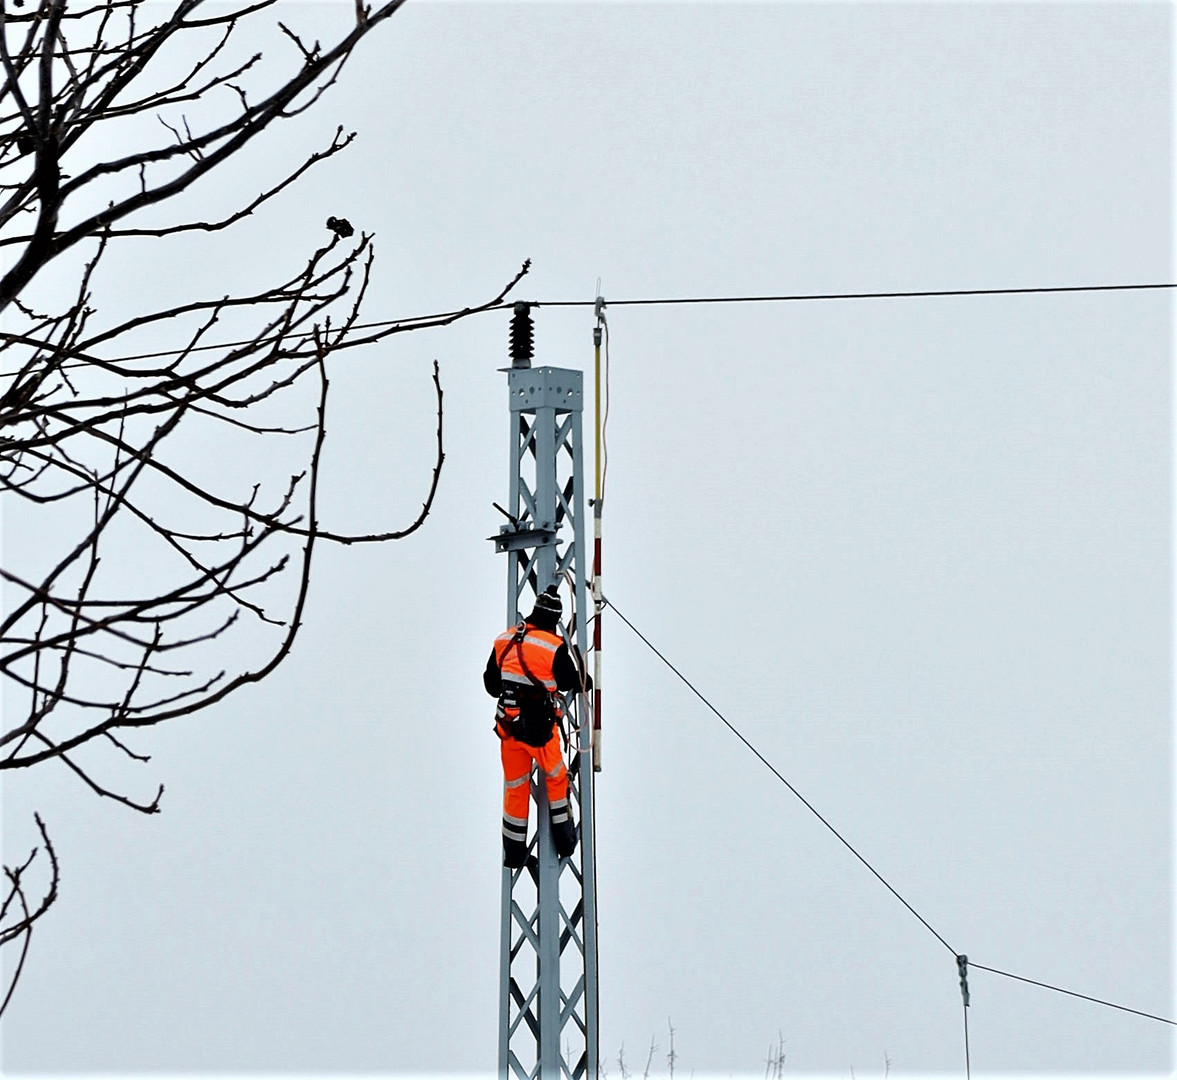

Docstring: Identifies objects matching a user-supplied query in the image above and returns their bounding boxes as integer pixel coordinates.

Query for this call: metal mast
[493,303,599,1079]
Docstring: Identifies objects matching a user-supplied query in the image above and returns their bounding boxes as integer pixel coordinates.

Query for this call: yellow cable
[594,339,602,502]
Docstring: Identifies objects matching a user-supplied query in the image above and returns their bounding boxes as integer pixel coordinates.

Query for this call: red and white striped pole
[591,296,605,772]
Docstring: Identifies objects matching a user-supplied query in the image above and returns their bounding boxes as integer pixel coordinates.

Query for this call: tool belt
[497,685,557,747]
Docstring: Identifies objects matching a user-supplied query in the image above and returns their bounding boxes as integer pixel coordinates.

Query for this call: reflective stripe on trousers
[500,726,568,829]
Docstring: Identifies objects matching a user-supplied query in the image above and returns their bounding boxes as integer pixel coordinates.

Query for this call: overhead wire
[19,277,1177,370]
[970,962,1177,1027]
[602,596,957,956]
[603,596,1177,1035]
[532,280,1177,308]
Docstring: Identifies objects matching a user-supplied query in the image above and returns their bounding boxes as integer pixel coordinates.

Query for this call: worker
[484,585,591,869]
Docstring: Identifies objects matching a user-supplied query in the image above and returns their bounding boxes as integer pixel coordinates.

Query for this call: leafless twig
[0,0,526,1012]
[0,813,59,1018]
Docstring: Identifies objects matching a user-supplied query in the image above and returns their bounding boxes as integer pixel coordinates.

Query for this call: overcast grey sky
[2,2,1173,1077]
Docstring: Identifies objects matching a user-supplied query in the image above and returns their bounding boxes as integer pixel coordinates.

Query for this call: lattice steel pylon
[492,305,598,1079]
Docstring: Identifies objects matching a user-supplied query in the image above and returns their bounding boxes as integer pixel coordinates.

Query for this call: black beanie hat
[528,585,563,622]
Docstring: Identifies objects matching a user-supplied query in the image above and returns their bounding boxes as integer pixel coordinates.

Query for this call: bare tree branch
[0,0,521,1006]
[0,813,59,1018]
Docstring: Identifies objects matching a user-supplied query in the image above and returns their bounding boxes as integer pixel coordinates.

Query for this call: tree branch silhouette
[0,0,529,1016]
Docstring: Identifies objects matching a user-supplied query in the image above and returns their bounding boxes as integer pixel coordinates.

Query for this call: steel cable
[39,278,1177,369]
[606,595,1177,1035]
[603,596,958,956]
[970,963,1176,1026]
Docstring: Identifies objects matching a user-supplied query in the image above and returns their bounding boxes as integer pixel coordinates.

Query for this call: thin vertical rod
[593,335,602,501]
[572,407,599,1076]
[962,1004,971,1080]
[591,310,604,772]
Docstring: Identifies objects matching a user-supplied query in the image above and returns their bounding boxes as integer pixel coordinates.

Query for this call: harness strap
[500,623,556,695]
[497,623,560,746]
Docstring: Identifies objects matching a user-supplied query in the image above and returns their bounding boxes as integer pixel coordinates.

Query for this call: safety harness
[496,623,561,747]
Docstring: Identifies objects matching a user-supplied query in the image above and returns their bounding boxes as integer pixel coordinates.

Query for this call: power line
[535,281,1177,308]
[19,277,1177,368]
[971,963,1176,1027]
[602,595,957,957]
[605,595,1177,1035]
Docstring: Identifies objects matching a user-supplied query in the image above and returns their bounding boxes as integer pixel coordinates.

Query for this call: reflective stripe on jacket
[494,624,561,693]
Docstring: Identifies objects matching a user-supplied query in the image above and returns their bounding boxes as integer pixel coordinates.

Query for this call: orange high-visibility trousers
[500,728,569,847]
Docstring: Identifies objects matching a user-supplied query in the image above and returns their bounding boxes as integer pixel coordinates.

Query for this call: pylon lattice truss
[492,358,599,1080]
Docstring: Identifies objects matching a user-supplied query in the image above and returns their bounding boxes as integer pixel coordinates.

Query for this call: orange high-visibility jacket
[493,625,563,696]
[483,622,591,717]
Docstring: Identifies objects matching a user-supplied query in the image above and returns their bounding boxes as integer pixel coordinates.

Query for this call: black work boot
[503,837,528,869]
[551,816,577,859]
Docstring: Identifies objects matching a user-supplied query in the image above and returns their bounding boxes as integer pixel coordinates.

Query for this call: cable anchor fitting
[956,954,970,1008]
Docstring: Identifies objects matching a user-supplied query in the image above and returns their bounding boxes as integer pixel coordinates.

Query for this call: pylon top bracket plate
[490,524,558,552]
[508,367,584,413]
